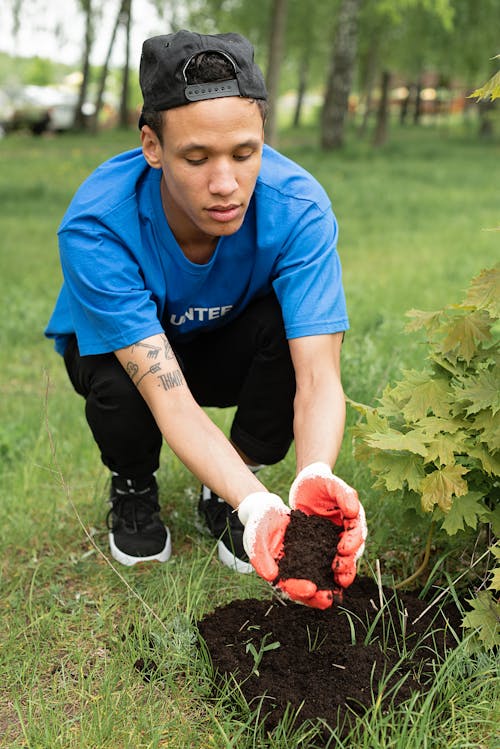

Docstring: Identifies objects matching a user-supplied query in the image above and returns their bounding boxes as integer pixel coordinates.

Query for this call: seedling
[245,632,281,676]
[305,625,328,653]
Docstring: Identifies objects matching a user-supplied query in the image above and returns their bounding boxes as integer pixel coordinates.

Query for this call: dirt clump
[275,509,341,590]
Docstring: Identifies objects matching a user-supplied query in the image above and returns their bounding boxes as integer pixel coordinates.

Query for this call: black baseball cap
[138,29,267,126]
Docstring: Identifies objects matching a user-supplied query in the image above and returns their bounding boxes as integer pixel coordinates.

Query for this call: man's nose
[208,161,238,195]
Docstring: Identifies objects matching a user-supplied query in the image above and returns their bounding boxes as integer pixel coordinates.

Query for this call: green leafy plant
[350,266,500,648]
[469,55,500,102]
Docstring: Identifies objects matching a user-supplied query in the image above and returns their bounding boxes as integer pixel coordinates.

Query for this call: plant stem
[394,521,435,590]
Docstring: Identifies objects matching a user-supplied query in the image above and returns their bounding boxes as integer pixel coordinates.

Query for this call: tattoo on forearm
[131,341,161,359]
[161,335,175,360]
[126,362,139,379]
[125,337,180,391]
[157,370,183,391]
[136,362,162,386]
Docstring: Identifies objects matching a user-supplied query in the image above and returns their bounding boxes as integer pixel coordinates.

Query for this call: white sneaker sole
[217,540,254,574]
[108,528,172,566]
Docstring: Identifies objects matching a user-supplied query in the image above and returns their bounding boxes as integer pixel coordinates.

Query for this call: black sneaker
[106,475,171,566]
[198,485,253,574]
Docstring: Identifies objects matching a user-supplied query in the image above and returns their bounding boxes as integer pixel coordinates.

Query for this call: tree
[74,0,94,130]
[285,0,334,129]
[92,0,128,131]
[264,0,288,147]
[372,69,391,146]
[118,0,132,128]
[321,0,362,150]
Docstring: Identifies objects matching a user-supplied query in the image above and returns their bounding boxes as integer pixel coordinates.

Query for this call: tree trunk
[118,0,132,128]
[74,0,94,131]
[92,0,127,132]
[372,69,390,147]
[321,0,362,150]
[357,37,379,138]
[413,80,422,124]
[265,0,288,148]
[292,50,309,128]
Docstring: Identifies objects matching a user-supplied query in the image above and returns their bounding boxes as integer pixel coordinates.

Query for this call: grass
[1,120,499,747]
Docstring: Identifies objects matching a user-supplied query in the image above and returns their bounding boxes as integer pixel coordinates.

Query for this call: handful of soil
[274,509,341,590]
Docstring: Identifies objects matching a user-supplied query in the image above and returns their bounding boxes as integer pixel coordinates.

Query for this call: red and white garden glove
[237,492,339,609]
[288,462,367,602]
[238,492,290,583]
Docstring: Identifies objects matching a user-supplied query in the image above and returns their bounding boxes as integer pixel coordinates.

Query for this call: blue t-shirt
[45,145,349,356]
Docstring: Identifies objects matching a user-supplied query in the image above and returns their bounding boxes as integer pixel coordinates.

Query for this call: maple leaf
[490,567,500,592]
[425,433,463,467]
[490,543,500,592]
[470,71,500,103]
[366,428,428,457]
[416,415,462,438]
[404,379,451,421]
[390,370,451,420]
[347,399,390,433]
[467,446,500,477]
[462,592,500,650]
[474,409,500,448]
[454,370,500,416]
[405,308,442,333]
[464,265,500,317]
[488,505,500,537]
[439,310,492,365]
[376,452,425,492]
[441,491,486,534]
[420,464,468,512]
[376,385,409,420]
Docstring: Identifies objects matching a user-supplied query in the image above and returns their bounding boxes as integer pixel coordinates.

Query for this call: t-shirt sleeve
[272,202,349,339]
[58,225,164,355]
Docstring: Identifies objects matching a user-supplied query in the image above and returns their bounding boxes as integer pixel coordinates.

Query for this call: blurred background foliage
[0,0,498,144]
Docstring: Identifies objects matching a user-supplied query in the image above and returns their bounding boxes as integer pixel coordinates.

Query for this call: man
[45,30,366,609]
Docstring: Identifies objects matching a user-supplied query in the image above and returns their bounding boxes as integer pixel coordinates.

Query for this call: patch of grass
[0,123,498,747]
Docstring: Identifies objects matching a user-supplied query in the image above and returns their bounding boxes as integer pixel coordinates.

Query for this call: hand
[238,493,322,605]
[237,492,290,582]
[289,462,367,591]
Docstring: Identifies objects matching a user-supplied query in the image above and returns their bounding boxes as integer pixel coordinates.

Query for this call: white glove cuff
[238,492,288,559]
[289,462,332,507]
[237,492,286,526]
[296,462,332,480]
[355,503,368,560]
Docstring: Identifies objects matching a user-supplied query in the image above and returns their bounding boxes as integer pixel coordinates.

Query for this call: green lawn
[0,122,498,748]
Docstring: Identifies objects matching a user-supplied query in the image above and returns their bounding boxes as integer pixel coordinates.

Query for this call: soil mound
[197,577,462,736]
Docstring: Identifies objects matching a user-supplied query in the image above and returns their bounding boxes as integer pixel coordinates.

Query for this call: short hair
[141,51,268,142]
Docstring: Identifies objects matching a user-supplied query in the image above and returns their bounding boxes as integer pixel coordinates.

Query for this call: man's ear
[141,126,162,169]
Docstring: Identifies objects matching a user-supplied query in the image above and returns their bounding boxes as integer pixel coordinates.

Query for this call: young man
[45,30,366,609]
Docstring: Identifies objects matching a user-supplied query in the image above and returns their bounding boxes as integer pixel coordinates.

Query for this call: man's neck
[160,177,218,264]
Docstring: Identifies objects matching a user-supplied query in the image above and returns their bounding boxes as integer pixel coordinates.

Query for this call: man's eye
[186,157,207,165]
[234,152,252,162]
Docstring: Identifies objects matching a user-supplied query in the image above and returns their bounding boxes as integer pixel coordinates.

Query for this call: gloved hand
[289,462,367,594]
[238,492,290,582]
[238,492,322,605]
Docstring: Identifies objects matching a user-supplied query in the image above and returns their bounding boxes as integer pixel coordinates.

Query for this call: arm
[288,332,346,474]
[114,332,265,509]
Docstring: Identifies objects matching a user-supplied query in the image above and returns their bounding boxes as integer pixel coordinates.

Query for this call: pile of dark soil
[197,508,464,738]
[197,577,463,736]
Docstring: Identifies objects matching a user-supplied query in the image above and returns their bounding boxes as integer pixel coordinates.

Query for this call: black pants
[63,293,296,479]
